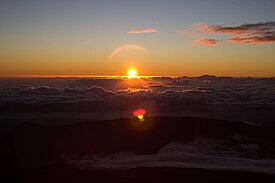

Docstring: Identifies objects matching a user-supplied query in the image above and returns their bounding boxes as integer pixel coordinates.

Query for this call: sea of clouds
[0,75,274,123]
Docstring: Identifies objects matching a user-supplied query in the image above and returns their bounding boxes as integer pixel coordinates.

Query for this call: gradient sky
[0,0,275,76]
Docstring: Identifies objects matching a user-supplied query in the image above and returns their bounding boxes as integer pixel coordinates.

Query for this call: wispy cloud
[127,29,158,34]
[229,36,275,44]
[178,22,275,45]
[193,38,220,46]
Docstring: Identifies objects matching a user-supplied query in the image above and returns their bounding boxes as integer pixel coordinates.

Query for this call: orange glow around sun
[127,69,137,78]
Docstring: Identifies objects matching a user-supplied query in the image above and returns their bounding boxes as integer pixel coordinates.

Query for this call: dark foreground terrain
[4,164,275,183]
[1,116,275,182]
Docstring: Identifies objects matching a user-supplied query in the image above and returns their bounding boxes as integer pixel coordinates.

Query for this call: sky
[0,0,275,77]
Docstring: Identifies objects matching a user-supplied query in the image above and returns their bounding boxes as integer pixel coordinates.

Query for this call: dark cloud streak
[208,22,275,44]
[179,22,275,45]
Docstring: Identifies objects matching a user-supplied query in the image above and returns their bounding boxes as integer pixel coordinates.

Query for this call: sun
[128,69,137,78]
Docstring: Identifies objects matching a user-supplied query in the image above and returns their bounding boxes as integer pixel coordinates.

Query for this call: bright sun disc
[128,69,137,77]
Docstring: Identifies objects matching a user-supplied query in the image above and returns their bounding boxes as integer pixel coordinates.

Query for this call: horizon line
[0,74,274,79]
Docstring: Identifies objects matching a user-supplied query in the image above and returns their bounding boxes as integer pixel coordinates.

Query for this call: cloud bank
[1,76,274,106]
[0,76,274,123]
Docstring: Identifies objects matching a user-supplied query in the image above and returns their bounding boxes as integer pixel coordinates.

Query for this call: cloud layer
[0,76,275,123]
[178,22,275,45]
[1,76,274,105]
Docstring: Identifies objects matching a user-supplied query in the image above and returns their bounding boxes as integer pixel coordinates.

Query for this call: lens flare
[130,108,154,131]
[133,108,146,121]
[137,115,144,121]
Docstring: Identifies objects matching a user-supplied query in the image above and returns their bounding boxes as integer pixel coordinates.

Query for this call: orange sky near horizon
[1,42,274,77]
[1,1,275,77]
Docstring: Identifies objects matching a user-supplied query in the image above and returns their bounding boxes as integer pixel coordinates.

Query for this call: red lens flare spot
[133,108,146,121]
[130,108,154,131]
